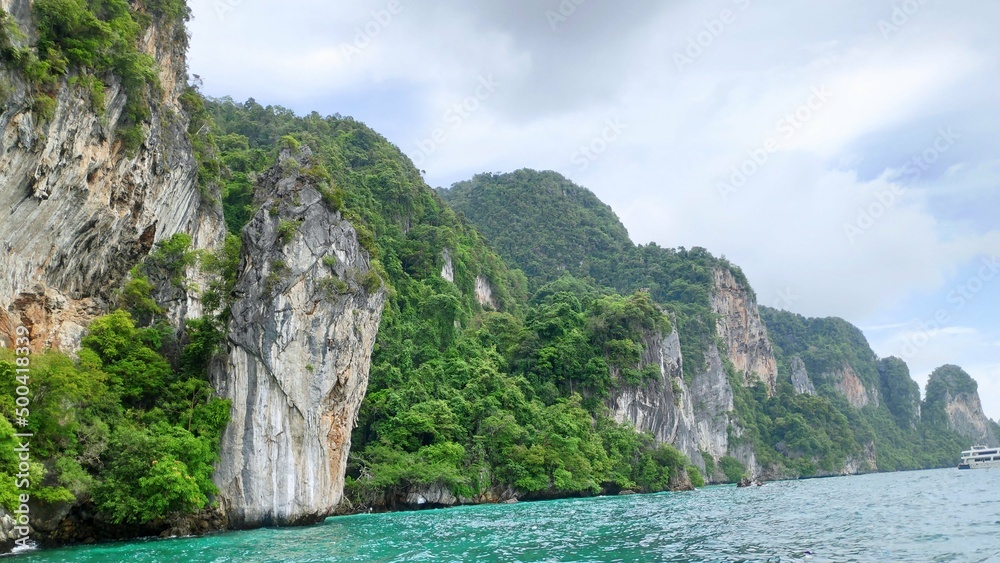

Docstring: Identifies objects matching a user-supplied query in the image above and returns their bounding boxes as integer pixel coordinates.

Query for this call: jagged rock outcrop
[710,268,777,393]
[940,372,997,445]
[828,362,879,409]
[607,329,694,453]
[841,441,878,475]
[0,508,17,553]
[789,355,816,395]
[404,485,457,508]
[474,275,497,309]
[606,327,758,481]
[440,248,455,283]
[212,149,386,529]
[924,365,997,446]
[0,2,223,351]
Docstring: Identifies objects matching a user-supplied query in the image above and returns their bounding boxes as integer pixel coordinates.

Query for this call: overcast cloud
[187,0,1000,419]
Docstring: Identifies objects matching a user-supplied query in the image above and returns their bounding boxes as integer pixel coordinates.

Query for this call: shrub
[719,456,747,483]
[277,219,301,245]
[145,233,195,287]
[91,424,216,525]
[279,134,299,151]
[319,184,345,212]
[352,220,377,257]
[32,93,57,122]
[317,276,348,299]
[687,466,705,488]
[360,270,382,293]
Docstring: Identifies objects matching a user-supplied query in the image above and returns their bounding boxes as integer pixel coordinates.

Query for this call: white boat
[958,445,1000,470]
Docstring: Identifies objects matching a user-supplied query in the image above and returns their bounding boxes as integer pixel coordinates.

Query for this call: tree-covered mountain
[445,170,997,478]
[442,170,632,288]
[444,170,754,381]
[758,307,978,471]
[192,98,707,508]
[1,0,998,551]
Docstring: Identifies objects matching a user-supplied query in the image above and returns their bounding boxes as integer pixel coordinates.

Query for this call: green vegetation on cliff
[444,170,990,478]
[0,0,189,150]
[442,170,749,380]
[443,171,632,288]
[0,308,227,523]
[186,96,702,505]
[760,307,975,471]
[1,0,994,549]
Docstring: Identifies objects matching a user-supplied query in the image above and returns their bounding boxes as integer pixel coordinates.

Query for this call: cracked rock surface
[212,150,386,528]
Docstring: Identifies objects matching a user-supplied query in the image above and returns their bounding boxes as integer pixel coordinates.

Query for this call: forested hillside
[758,307,974,471]
[443,171,751,381]
[2,0,997,554]
[191,97,707,507]
[443,170,996,478]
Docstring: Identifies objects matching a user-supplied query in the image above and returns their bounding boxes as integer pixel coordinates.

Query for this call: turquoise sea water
[13,468,1000,562]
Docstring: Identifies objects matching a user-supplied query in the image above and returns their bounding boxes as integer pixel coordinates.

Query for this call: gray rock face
[474,275,497,309]
[789,356,817,395]
[404,484,458,508]
[212,151,386,529]
[440,248,454,283]
[607,328,759,480]
[840,441,878,475]
[710,268,777,393]
[945,391,998,446]
[0,508,18,552]
[690,346,741,464]
[607,329,694,453]
[0,4,223,351]
[605,271,777,481]
[828,362,879,409]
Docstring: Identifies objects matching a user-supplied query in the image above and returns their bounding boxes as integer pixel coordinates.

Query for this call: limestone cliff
[211,149,386,528]
[828,362,879,410]
[0,1,223,351]
[605,267,780,481]
[710,268,777,393]
[924,365,998,446]
[789,355,816,395]
[607,327,758,481]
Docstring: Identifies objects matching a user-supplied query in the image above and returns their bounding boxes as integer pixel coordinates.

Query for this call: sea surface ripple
[15,468,1000,562]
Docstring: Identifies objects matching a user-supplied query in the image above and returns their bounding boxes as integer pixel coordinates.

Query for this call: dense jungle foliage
[190,96,705,505]
[442,171,752,381]
[1,0,993,527]
[444,171,994,477]
[0,234,230,524]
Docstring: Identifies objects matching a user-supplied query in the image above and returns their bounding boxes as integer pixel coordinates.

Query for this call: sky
[186,0,1000,420]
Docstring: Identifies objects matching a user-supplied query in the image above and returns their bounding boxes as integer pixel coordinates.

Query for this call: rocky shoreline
[0,504,227,553]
